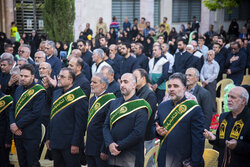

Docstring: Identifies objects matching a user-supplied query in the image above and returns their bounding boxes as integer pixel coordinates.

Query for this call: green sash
[160,100,199,145]
[110,99,152,129]
[15,84,45,118]
[87,93,116,127]
[0,95,13,113]
[50,86,86,119]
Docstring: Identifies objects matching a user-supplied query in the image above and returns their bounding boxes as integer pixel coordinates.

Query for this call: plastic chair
[241,75,250,85]
[144,145,160,167]
[205,139,213,149]
[216,79,233,115]
[203,148,219,167]
[39,144,53,167]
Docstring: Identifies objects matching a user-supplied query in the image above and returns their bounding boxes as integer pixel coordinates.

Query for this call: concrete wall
[74,0,112,41]
[140,0,154,25]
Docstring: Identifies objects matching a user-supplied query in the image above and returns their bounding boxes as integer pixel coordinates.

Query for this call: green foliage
[42,0,75,42]
[203,0,241,13]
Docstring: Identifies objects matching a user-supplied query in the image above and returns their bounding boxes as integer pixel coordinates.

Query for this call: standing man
[149,45,169,103]
[91,49,111,76]
[46,68,88,167]
[119,42,140,76]
[200,50,219,112]
[134,43,149,71]
[86,73,116,167]
[186,67,213,129]
[109,44,122,80]
[204,86,250,167]
[101,65,121,97]
[154,73,205,167]
[160,17,170,35]
[68,56,90,98]
[9,64,46,167]
[96,17,108,36]
[0,56,14,93]
[77,39,93,68]
[0,90,13,167]
[173,39,193,74]
[45,41,62,76]
[103,73,151,167]
[133,68,157,167]
[162,43,174,74]
[213,43,226,81]
[225,42,247,85]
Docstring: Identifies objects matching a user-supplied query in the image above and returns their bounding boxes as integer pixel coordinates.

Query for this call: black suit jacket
[86,91,113,156]
[192,85,213,129]
[47,86,88,149]
[173,51,193,73]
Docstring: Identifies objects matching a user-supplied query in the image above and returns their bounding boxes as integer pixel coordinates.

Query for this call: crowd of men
[0,16,250,167]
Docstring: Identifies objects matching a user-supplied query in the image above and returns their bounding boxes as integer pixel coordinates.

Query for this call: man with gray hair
[0,56,14,93]
[34,51,46,66]
[45,40,62,76]
[204,86,250,167]
[17,58,28,67]
[200,49,219,113]
[91,48,111,76]
[162,43,174,74]
[103,73,151,167]
[109,44,122,80]
[86,73,116,167]
[185,67,213,129]
[18,44,36,67]
[101,65,121,97]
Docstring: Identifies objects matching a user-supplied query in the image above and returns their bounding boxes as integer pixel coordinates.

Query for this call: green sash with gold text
[110,99,152,129]
[160,100,199,145]
[15,84,45,118]
[0,95,13,113]
[87,93,116,127]
[50,86,86,119]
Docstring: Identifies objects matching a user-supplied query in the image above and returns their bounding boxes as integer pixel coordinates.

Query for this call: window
[112,0,140,28]
[224,0,250,21]
[154,0,160,26]
[172,0,201,23]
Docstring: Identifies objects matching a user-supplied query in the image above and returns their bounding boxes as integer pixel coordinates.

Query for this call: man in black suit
[103,73,149,167]
[225,42,247,85]
[86,73,116,167]
[9,64,46,167]
[68,56,90,98]
[173,39,193,74]
[46,68,88,167]
[186,67,213,129]
[153,73,205,167]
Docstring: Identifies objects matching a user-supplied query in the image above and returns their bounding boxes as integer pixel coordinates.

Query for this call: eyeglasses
[39,67,48,70]
[18,50,25,53]
[35,56,43,59]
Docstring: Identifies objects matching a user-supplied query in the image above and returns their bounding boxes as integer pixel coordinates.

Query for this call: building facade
[0,0,249,40]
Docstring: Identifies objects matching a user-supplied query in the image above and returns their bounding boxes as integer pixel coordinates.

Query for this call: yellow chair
[241,75,250,85]
[165,81,169,95]
[216,79,234,115]
[39,144,53,167]
[203,148,219,167]
[9,124,47,167]
[144,145,160,167]
[205,139,213,149]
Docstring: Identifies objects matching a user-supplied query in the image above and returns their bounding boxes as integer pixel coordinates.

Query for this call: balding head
[228,86,249,113]
[71,49,82,58]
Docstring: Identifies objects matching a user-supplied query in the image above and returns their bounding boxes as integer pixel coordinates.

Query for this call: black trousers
[15,138,40,167]
[86,155,108,167]
[51,147,81,167]
[204,80,217,113]
[156,89,165,104]
[0,146,10,167]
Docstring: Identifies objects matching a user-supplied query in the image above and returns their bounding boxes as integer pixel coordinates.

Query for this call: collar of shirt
[187,84,197,94]
[47,55,53,59]
[94,90,106,99]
